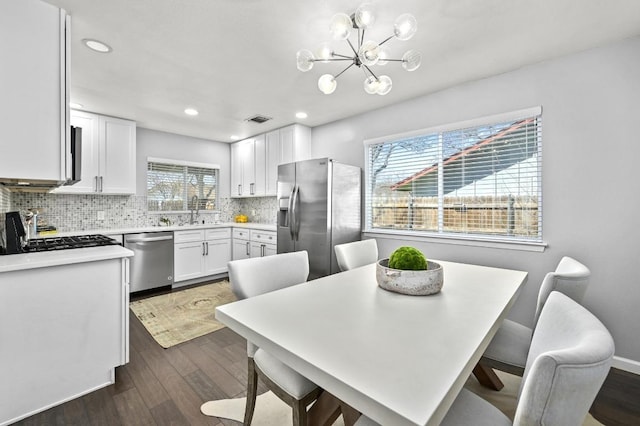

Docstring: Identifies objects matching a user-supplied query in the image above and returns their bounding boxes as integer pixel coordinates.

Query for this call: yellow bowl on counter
[235,214,248,223]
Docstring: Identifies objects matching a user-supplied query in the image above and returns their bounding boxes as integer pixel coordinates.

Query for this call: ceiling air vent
[246,114,272,124]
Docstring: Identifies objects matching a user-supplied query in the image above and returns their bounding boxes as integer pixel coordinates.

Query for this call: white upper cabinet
[230,138,256,197]
[0,0,70,185]
[54,111,136,194]
[231,124,311,198]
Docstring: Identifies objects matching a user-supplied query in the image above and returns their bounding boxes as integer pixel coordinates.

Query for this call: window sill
[362,229,547,252]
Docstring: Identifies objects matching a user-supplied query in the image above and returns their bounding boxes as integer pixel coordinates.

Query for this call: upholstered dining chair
[474,255,591,390]
[334,239,379,271]
[227,251,321,426]
[355,291,615,426]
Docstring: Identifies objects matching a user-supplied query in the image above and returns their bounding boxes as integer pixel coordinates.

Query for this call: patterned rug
[130,280,237,348]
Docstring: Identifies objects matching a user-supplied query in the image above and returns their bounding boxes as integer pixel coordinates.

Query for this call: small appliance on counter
[2,211,26,254]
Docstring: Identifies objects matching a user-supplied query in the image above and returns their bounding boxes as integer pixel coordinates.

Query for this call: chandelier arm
[378,35,395,46]
[332,53,354,59]
[380,58,405,62]
[311,58,355,62]
[360,27,365,49]
[363,64,379,80]
[346,39,358,56]
[334,63,356,80]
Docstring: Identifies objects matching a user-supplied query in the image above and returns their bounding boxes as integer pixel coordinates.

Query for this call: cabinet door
[280,125,311,164]
[253,134,266,196]
[232,239,251,260]
[263,243,277,257]
[174,241,204,282]
[52,111,100,193]
[230,142,244,197]
[100,116,136,194]
[0,0,68,183]
[266,130,280,196]
[241,139,255,196]
[204,239,231,275]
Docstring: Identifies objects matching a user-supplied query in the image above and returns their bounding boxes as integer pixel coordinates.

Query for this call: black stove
[22,234,121,253]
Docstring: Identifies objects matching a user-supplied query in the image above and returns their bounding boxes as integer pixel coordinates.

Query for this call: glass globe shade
[363,76,380,94]
[394,13,417,41]
[402,50,421,71]
[330,13,353,40]
[296,49,315,72]
[318,74,337,94]
[354,3,376,29]
[376,75,392,95]
[358,40,380,66]
[315,43,333,62]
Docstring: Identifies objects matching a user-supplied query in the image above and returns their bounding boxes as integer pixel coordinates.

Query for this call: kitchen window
[147,158,219,212]
[364,107,543,245]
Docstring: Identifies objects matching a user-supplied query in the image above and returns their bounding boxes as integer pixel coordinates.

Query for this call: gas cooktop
[22,234,120,253]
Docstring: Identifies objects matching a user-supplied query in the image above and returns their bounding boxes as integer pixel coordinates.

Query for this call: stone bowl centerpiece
[376,246,443,296]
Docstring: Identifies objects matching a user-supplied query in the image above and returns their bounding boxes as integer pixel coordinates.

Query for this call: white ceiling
[44,0,640,143]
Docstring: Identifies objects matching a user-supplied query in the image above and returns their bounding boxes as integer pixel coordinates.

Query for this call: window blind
[147,160,219,212]
[365,110,542,242]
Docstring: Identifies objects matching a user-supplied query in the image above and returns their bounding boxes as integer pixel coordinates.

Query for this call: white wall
[135,127,230,197]
[312,36,640,365]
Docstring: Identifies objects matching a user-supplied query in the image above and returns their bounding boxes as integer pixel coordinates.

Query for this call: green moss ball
[388,246,428,270]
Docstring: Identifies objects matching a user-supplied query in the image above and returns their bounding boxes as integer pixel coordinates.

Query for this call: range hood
[0,178,65,193]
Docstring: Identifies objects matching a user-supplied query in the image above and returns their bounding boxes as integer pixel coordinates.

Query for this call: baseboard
[612,356,640,375]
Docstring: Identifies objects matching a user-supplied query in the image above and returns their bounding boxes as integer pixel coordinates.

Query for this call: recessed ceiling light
[69,102,83,109]
[184,108,199,116]
[295,112,308,119]
[82,38,112,53]
[230,135,240,141]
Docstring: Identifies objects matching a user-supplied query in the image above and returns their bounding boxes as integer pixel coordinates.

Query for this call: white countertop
[38,222,277,237]
[0,245,134,273]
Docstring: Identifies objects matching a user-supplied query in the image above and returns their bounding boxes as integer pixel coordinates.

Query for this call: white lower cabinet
[233,228,277,260]
[174,228,231,282]
[232,228,251,260]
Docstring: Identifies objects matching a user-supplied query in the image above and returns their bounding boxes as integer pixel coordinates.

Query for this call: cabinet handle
[246,241,250,256]
[261,244,265,257]
[100,176,104,192]
[250,183,255,195]
[238,184,242,195]
[94,176,99,192]
[205,242,209,255]
[202,242,206,256]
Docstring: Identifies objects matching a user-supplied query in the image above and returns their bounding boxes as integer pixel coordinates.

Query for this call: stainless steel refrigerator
[277,158,361,279]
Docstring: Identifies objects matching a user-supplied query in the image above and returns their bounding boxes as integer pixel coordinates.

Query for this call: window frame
[146,157,220,214]
[363,107,546,251]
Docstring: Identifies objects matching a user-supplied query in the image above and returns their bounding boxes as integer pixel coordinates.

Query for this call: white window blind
[147,160,219,212]
[365,109,542,242]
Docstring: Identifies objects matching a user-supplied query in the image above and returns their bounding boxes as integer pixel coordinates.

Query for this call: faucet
[190,195,199,224]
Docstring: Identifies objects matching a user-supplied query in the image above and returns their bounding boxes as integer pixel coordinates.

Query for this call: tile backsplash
[6,192,277,232]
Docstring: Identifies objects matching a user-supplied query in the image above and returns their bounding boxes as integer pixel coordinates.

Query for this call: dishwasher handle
[126,235,174,243]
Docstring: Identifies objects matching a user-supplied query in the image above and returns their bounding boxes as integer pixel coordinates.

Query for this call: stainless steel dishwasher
[124,231,174,292]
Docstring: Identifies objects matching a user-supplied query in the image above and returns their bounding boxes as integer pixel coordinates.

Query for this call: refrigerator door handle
[291,185,300,241]
[287,185,296,240]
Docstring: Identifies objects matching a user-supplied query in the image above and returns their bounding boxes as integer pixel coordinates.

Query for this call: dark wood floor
[13,306,640,425]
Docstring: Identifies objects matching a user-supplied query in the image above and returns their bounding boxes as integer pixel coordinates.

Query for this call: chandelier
[296,3,421,95]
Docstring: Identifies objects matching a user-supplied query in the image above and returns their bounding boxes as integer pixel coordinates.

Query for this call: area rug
[201,370,602,425]
[130,280,236,348]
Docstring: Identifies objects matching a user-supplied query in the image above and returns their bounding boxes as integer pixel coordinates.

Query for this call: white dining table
[215,260,528,426]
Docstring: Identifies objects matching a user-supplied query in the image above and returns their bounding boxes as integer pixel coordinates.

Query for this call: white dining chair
[355,291,614,426]
[334,239,379,271]
[227,251,321,426]
[475,255,591,389]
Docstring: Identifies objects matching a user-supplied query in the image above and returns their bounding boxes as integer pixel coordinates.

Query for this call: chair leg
[292,399,307,426]
[472,362,504,391]
[244,357,259,426]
